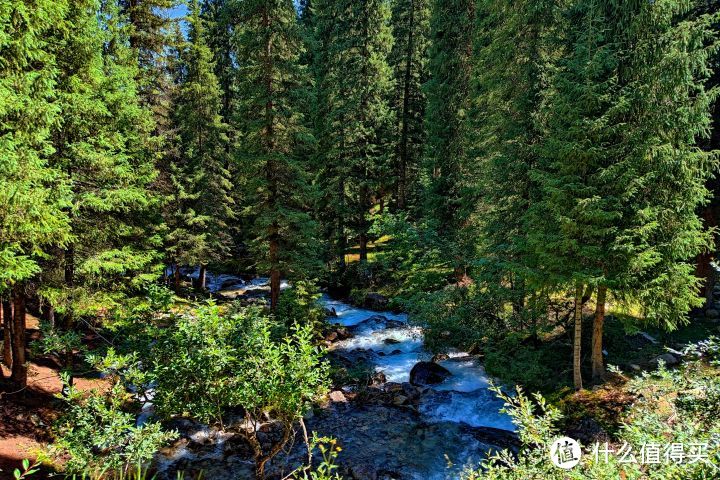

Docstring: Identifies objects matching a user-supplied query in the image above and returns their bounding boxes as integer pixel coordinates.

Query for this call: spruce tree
[422,0,475,279]
[0,0,71,388]
[313,0,396,265]
[165,0,234,290]
[531,0,719,387]
[43,0,161,334]
[233,0,318,311]
[388,0,430,212]
[470,0,555,316]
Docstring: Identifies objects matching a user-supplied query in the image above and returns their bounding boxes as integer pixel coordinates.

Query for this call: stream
[154,270,516,480]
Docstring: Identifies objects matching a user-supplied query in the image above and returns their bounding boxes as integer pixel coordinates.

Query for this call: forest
[1,0,720,478]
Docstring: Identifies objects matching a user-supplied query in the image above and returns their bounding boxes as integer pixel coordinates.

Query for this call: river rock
[370,371,387,385]
[431,353,449,362]
[409,361,451,386]
[329,390,348,403]
[384,338,401,345]
[650,353,679,368]
[325,307,338,317]
[392,395,408,406]
[364,292,389,310]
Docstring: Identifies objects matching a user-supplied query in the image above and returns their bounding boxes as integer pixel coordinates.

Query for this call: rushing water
[154,270,515,479]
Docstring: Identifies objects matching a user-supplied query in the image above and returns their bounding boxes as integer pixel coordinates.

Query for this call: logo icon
[550,437,581,469]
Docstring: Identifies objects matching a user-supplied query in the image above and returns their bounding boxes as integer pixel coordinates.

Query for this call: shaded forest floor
[0,314,109,477]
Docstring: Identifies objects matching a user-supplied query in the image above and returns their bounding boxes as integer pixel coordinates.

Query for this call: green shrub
[463,350,720,479]
[276,280,326,337]
[148,302,329,478]
[48,377,176,478]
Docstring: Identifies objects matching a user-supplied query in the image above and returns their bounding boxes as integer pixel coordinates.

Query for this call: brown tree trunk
[359,233,368,263]
[269,231,280,311]
[573,284,584,391]
[174,264,181,292]
[396,0,415,210]
[198,265,207,290]
[591,285,607,382]
[2,300,12,369]
[10,289,27,389]
[64,244,75,331]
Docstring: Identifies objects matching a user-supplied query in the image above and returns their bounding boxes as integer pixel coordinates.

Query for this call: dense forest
[2,0,720,478]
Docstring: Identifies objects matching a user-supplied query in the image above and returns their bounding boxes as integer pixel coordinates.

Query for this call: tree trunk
[64,244,75,331]
[573,284,583,391]
[359,233,368,263]
[174,264,181,292]
[10,289,27,389]
[198,264,207,290]
[269,230,280,310]
[2,300,12,369]
[592,285,607,382]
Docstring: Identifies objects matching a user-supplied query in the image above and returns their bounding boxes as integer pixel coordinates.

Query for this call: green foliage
[149,302,328,426]
[164,0,234,275]
[13,459,41,480]
[0,0,72,292]
[49,378,176,477]
[463,353,720,479]
[312,0,396,266]
[292,434,343,480]
[276,280,326,336]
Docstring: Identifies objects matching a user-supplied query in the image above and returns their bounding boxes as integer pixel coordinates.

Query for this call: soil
[0,314,109,478]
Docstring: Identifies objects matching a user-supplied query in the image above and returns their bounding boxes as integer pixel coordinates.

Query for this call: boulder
[409,361,451,386]
[650,353,679,368]
[392,395,408,406]
[431,353,449,363]
[384,338,401,345]
[370,371,387,385]
[364,292,389,311]
[328,390,347,403]
[324,331,338,342]
[325,307,338,318]
[389,349,402,355]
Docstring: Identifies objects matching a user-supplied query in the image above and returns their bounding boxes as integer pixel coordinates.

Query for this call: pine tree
[313,0,396,266]
[43,0,161,335]
[530,0,719,388]
[422,0,475,279]
[165,0,234,290]
[233,0,318,312]
[388,0,430,212]
[0,0,71,388]
[470,0,555,316]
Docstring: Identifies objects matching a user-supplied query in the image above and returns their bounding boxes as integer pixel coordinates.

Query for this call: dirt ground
[0,314,108,478]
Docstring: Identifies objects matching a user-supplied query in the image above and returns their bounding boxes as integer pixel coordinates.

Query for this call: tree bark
[10,289,27,389]
[64,244,75,331]
[591,285,607,382]
[269,231,280,310]
[359,232,368,263]
[198,264,207,290]
[2,300,12,369]
[573,284,583,391]
[174,264,181,292]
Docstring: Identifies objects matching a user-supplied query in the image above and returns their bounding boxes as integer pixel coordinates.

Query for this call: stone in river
[409,361,452,386]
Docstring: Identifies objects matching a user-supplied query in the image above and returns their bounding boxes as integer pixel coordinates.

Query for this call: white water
[324,293,514,431]
[153,270,515,478]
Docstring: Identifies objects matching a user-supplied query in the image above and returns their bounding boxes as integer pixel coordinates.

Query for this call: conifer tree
[530,0,719,387]
[313,0,396,265]
[389,0,430,212]
[470,0,555,315]
[422,0,475,279]
[43,0,161,336]
[165,0,234,290]
[233,0,318,311]
[0,0,71,388]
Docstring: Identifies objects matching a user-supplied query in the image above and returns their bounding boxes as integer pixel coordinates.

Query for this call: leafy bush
[276,280,326,336]
[48,377,176,478]
[463,352,720,479]
[148,302,329,478]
